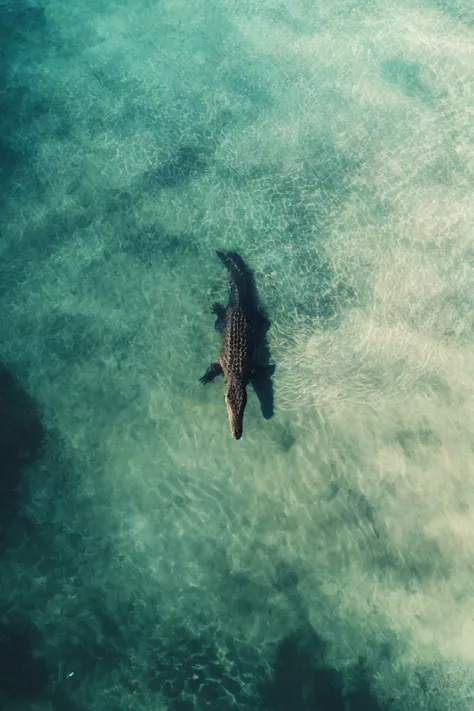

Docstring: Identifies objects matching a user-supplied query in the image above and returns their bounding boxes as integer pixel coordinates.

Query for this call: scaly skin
[200,251,260,440]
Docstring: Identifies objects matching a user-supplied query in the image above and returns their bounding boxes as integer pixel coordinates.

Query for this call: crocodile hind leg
[199,362,223,384]
[211,302,227,332]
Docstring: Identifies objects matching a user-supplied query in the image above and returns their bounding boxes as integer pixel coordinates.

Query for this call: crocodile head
[224,377,247,440]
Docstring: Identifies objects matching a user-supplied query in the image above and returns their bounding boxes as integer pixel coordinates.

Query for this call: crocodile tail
[216,250,250,307]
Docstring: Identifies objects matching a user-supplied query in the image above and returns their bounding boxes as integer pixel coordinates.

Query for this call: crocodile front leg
[199,362,223,384]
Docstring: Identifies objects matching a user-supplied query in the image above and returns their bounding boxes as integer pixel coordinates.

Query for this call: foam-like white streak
[1,0,474,709]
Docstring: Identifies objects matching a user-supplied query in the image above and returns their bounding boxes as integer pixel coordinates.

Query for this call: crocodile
[200,250,268,440]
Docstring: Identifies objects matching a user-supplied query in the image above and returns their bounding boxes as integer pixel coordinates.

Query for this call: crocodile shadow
[0,363,45,549]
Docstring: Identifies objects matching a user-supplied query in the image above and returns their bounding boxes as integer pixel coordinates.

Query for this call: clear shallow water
[1,0,474,709]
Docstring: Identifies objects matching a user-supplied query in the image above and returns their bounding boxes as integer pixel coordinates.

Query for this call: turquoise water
[1,0,474,709]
